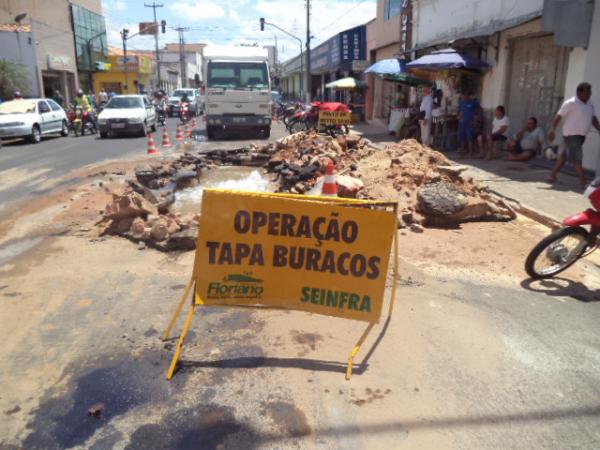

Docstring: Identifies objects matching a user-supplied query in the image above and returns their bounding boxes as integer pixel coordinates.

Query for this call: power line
[314,0,368,34]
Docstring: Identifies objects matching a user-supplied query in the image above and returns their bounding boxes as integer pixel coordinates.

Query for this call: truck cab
[203,46,272,139]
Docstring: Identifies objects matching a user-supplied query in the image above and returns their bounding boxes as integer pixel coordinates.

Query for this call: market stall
[325,77,367,122]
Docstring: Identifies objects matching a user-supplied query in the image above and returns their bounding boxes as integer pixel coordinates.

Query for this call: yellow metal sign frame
[162,190,399,381]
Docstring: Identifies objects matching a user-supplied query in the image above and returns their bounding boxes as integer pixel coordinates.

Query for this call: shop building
[0,24,40,97]
[408,0,600,172]
[0,0,105,104]
[366,0,409,123]
[93,48,154,95]
[280,53,307,100]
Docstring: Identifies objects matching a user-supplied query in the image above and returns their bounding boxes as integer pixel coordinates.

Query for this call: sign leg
[345,322,375,380]
[388,203,400,318]
[166,302,196,380]
[162,277,194,341]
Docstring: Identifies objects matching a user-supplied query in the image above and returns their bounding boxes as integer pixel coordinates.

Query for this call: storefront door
[506,35,569,137]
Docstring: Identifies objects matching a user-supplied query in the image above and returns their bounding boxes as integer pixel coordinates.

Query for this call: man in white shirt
[506,117,545,161]
[548,82,600,186]
[486,105,509,160]
[419,86,433,146]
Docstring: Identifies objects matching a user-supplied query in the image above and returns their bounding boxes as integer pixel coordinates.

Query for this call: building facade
[0,0,105,103]
[0,24,39,97]
[93,48,154,94]
[160,43,205,90]
[409,0,600,172]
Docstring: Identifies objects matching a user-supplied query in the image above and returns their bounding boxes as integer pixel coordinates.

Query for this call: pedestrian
[13,90,22,100]
[506,117,545,161]
[548,82,600,186]
[53,90,64,108]
[457,92,480,157]
[486,105,509,160]
[419,86,433,146]
[98,88,108,105]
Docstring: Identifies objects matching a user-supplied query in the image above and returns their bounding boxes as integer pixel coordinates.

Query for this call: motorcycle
[525,176,600,279]
[155,101,166,126]
[179,101,190,124]
[286,102,350,137]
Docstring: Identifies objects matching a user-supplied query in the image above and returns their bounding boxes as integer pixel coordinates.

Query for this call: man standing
[457,92,480,156]
[53,90,64,108]
[548,82,600,186]
[419,86,433,146]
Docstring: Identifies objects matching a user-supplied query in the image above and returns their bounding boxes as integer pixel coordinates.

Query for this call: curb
[487,188,562,230]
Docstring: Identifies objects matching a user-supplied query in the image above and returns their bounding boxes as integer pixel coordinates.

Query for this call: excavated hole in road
[173,166,274,216]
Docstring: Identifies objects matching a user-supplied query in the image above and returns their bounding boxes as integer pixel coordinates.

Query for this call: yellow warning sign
[318,111,353,125]
[162,190,399,380]
[193,190,395,322]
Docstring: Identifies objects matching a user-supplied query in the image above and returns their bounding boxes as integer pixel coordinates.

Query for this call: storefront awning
[325,77,366,90]
[378,73,433,87]
[364,58,407,76]
[407,49,488,71]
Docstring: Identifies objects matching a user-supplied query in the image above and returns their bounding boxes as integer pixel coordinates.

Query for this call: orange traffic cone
[321,160,338,197]
[191,117,197,128]
[146,133,159,155]
[161,127,172,148]
[185,125,192,139]
[175,124,183,141]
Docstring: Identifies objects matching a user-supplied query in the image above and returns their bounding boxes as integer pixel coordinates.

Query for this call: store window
[385,0,402,20]
[71,4,108,72]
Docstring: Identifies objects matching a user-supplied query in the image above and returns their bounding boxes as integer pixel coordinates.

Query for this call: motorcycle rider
[74,89,97,130]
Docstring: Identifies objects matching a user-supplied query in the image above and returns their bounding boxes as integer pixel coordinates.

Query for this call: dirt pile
[358,139,516,227]
[100,161,201,251]
[265,131,377,196]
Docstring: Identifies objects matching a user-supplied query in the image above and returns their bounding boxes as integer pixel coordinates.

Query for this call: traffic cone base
[161,127,172,148]
[321,160,338,196]
[147,133,159,155]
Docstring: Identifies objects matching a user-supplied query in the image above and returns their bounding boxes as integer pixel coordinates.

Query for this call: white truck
[202,46,272,139]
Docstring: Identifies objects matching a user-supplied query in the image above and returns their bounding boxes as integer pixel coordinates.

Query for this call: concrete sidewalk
[356,121,591,225]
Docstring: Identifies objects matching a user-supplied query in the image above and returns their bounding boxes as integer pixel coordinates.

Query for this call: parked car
[0,98,68,143]
[97,95,157,138]
[167,88,202,117]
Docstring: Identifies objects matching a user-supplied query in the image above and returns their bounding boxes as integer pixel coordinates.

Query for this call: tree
[0,59,31,100]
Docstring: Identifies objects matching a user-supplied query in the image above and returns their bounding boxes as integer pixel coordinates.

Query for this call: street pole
[87,41,93,93]
[144,2,163,90]
[305,0,311,102]
[121,29,129,93]
[260,19,303,99]
[176,27,188,88]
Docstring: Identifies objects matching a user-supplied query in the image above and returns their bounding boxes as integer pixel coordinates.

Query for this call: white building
[160,43,205,90]
[409,0,600,172]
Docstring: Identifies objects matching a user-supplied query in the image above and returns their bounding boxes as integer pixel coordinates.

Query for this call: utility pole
[175,27,189,88]
[305,0,311,102]
[144,2,163,90]
[120,28,129,93]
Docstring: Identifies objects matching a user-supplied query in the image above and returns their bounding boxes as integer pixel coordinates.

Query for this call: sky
[102,0,376,62]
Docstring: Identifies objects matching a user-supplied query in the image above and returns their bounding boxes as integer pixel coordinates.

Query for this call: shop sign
[47,55,73,71]
[351,60,369,72]
[138,56,153,74]
[400,0,412,53]
[319,111,353,125]
[310,25,366,73]
[340,25,366,62]
[112,55,139,71]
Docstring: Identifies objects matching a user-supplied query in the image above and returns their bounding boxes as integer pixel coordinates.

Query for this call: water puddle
[174,166,273,215]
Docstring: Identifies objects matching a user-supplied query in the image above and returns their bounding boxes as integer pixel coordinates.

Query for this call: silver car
[167,88,202,117]
[0,98,68,143]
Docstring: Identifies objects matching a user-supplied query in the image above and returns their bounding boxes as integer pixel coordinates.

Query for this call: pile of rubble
[100,162,201,251]
[264,131,377,197]
[357,139,516,228]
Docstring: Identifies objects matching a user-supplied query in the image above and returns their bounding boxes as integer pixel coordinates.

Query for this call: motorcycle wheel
[289,120,306,134]
[524,226,590,279]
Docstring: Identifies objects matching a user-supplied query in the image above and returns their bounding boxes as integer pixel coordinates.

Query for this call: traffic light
[260,18,265,31]
[161,20,166,34]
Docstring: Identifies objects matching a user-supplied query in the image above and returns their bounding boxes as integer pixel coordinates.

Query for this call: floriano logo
[207,273,264,299]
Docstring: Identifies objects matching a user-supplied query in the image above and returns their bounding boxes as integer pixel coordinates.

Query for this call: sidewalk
[355,121,591,225]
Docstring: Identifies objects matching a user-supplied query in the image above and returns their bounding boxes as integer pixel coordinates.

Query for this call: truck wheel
[100,131,108,138]
[263,127,271,139]
[207,126,216,139]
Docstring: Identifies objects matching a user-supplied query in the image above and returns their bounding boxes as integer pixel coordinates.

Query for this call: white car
[97,95,157,138]
[0,98,68,144]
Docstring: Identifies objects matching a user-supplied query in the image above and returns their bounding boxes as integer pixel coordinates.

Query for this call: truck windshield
[208,62,268,90]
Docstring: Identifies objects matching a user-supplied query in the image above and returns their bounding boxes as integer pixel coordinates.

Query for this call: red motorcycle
[287,101,350,137]
[525,176,600,278]
[179,101,190,124]
[67,105,96,136]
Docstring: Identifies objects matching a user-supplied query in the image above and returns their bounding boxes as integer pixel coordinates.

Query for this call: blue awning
[364,58,408,75]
